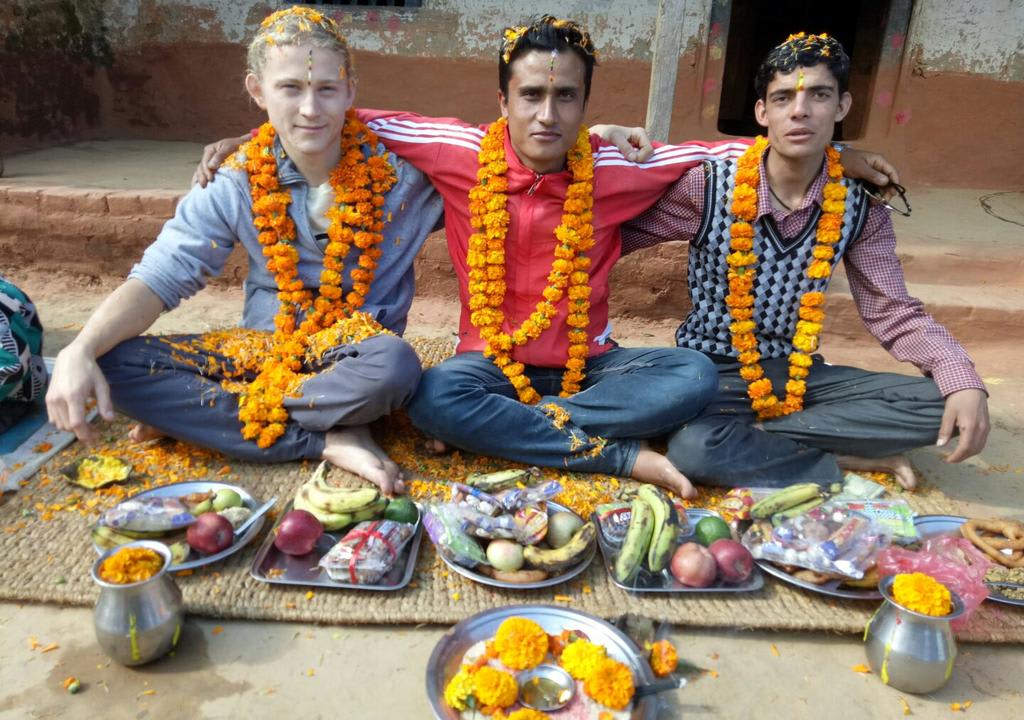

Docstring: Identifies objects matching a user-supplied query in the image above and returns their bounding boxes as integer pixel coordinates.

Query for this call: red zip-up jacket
[360,109,749,367]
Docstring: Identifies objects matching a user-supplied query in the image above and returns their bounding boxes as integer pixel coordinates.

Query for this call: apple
[186,512,235,555]
[274,510,323,556]
[708,539,754,583]
[212,488,243,511]
[669,542,717,588]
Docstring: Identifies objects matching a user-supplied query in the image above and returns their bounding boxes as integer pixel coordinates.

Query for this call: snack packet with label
[495,481,563,512]
[450,483,503,516]
[423,504,487,568]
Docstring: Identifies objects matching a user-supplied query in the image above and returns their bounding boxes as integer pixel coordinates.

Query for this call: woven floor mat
[2,334,1021,642]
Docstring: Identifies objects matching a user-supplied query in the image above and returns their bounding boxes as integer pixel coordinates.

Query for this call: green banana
[463,468,532,492]
[749,483,823,519]
[115,527,170,540]
[294,488,354,531]
[351,497,388,523]
[523,522,596,573]
[771,496,826,526]
[167,541,191,565]
[638,485,676,572]
[614,499,655,584]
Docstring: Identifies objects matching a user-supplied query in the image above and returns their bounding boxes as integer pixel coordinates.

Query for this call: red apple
[708,539,754,583]
[186,512,234,555]
[670,542,717,588]
[273,509,323,556]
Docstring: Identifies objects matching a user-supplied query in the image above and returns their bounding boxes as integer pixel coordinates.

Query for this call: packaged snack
[318,520,415,584]
[495,480,563,512]
[450,483,503,516]
[513,503,548,545]
[101,497,194,533]
[835,499,918,542]
[423,504,488,568]
[455,505,519,540]
[741,501,889,579]
[594,501,632,545]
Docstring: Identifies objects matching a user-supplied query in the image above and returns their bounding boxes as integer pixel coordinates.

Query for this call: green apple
[212,488,243,511]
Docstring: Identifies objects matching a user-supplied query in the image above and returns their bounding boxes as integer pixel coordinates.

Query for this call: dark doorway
[716,0,892,140]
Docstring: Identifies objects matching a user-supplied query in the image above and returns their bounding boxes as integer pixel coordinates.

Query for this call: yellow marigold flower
[892,572,952,616]
[506,709,551,720]
[443,665,476,711]
[584,657,635,710]
[473,666,518,709]
[493,617,548,670]
[806,259,832,279]
[739,365,764,381]
[559,639,607,680]
[649,639,679,677]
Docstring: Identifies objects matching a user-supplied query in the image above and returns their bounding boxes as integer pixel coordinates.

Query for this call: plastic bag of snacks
[741,501,889,579]
[876,535,991,628]
[319,520,415,584]
[101,497,194,532]
[495,481,563,512]
[450,483,503,517]
[423,504,487,568]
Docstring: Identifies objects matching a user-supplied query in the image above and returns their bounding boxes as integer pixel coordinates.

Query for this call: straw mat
[1,337,1021,643]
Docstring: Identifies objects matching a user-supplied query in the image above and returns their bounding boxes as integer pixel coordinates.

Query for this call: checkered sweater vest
[676,159,870,359]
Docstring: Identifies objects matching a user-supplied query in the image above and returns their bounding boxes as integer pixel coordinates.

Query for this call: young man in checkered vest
[622,33,989,489]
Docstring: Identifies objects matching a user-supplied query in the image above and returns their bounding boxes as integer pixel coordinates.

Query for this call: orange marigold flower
[472,666,518,709]
[584,657,635,710]
[493,617,549,670]
[649,639,679,677]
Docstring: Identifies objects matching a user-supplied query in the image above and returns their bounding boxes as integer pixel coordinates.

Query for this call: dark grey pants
[98,333,421,463]
[667,355,945,487]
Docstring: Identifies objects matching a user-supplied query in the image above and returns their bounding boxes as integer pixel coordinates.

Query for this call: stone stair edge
[0,183,185,216]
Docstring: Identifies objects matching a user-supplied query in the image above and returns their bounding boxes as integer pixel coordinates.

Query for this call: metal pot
[864,575,964,694]
[91,540,185,666]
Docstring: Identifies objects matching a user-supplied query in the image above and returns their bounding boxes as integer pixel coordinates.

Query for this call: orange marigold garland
[237,112,396,447]
[726,136,845,419]
[467,118,595,404]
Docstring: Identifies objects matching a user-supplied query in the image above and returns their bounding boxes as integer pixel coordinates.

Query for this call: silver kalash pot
[864,575,964,694]
[91,540,184,665]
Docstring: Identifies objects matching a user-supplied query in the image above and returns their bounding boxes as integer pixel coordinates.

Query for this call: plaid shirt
[621,160,985,397]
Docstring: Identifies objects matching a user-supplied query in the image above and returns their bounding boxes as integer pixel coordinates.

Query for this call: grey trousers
[98,333,421,462]
[666,355,946,487]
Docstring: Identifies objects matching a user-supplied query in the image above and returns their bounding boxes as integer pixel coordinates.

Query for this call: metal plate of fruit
[596,505,763,593]
[436,501,597,590]
[425,604,657,720]
[249,499,424,591]
[913,514,1023,608]
[90,480,267,572]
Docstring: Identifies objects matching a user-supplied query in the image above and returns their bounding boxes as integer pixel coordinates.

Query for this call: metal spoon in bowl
[234,497,277,540]
[518,664,686,712]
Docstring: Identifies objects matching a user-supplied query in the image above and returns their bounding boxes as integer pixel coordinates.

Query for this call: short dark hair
[754,32,850,100]
[498,16,599,102]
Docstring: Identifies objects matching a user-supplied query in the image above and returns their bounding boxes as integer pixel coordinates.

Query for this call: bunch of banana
[613,486,680,583]
[522,522,596,573]
[463,468,538,493]
[749,483,825,520]
[292,461,386,531]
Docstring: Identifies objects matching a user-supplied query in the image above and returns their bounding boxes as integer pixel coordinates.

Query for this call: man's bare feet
[422,437,450,456]
[129,423,166,443]
[630,449,697,499]
[322,425,405,496]
[838,453,917,490]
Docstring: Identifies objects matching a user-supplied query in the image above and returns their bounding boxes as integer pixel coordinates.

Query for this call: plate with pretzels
[915,514,1024,607]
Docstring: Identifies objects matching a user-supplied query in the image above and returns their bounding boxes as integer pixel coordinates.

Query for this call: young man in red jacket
[197,17,897,497]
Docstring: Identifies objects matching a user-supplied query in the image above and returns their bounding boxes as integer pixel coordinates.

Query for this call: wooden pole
[645,0,688,143]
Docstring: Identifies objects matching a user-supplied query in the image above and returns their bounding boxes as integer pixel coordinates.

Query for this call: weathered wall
[2,0,1021,187]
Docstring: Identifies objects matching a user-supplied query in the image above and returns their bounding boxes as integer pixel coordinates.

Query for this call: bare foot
[422,437,450,455]
[630,449,697,499]
[322,425,405,496]
[129,423,166,443]
[838,453,917,490]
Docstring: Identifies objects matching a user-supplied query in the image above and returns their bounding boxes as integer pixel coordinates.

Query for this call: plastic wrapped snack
[450,483,503,516]
[495,480,563,512]
[742,501,889,579]
[318,520,415,584]
[513,503,548,545]
[835,499,918,542]
[101,497,195,533]
[423,504,488,568]
[456,505,519,540]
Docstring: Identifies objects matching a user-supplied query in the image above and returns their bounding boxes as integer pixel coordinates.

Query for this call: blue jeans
[407,347,717,476]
